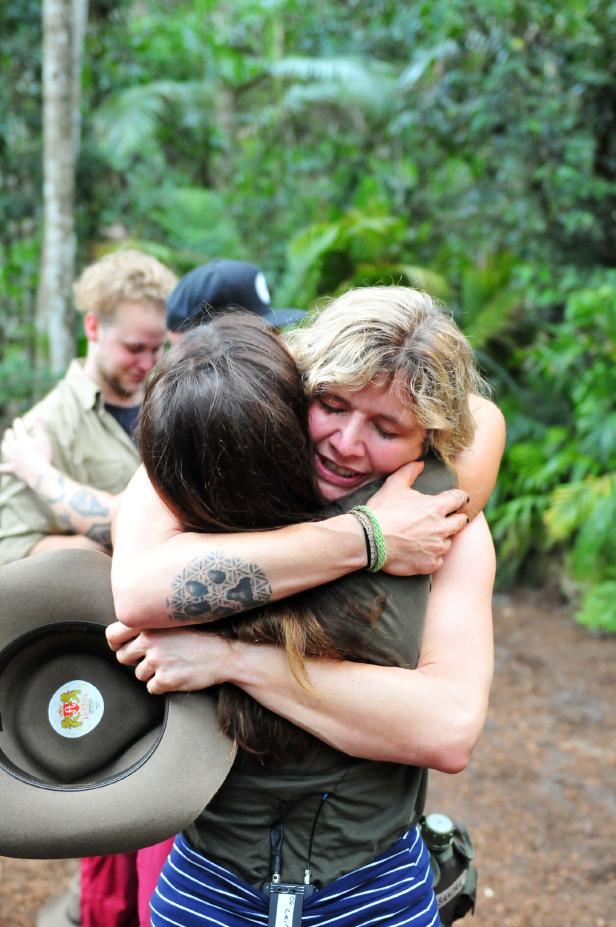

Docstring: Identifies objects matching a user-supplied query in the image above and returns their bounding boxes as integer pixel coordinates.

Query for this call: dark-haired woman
[108,291,500,926]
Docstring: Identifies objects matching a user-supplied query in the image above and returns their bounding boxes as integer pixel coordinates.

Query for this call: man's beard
[99,365,141,403]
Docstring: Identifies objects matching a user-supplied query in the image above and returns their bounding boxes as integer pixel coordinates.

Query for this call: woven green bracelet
[352,505,387,572]
[349,507,377,570]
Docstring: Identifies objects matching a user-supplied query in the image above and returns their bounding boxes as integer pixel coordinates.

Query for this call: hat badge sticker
[48,679,104,738]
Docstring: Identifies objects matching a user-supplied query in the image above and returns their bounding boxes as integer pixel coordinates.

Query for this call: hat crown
[166,259,306,331]
[0,623,163,785]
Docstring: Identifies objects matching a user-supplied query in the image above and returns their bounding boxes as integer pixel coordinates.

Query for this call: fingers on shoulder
[437,488,468,515]
[444,512,470,537]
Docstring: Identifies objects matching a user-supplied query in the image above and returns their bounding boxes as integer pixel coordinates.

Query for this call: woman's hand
[366,462,469,574]
[224,515,494,769]
[106,621,233,695]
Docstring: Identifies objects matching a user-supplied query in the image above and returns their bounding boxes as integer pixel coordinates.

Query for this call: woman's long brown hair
[139,315,401,763]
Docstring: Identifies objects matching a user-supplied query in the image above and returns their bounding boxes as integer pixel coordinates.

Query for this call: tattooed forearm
[86,523,113,551]
[166,550,272,622]
[34,472,67,505]
[34,470,113,542]
[69,490,110,518]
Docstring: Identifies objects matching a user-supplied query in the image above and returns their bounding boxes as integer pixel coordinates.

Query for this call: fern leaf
[545,474,616,541]
[575,581,616,634]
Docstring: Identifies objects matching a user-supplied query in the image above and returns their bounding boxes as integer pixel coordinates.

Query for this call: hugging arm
[109,514,495,771]
[112,464,468,628]
[240,514,496,771]
[112,396,503,629]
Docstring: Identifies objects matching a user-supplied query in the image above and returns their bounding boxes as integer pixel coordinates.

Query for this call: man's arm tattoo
[166,550,272,622]
[69,489,110,518]
[86,523,113,551]
[34,472,66,505]
[35,474,111,540]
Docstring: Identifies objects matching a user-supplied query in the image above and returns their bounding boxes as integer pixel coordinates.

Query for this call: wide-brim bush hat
[0,549,235,859]
[166,258,306,332]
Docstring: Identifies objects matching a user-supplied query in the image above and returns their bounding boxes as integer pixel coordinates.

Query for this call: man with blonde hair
[0,249,176,564]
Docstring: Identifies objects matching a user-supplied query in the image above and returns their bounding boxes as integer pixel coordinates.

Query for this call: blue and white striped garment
[150,827,441,927]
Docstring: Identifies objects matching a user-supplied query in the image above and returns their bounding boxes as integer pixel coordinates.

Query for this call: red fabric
[137,840,175,925]
[80,853,138,927]
[80,840,173,927]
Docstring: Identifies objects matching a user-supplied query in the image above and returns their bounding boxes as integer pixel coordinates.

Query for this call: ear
[83,312,100,343]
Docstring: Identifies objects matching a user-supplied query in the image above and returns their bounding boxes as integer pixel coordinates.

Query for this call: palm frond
[94,81,212,169]
[462,288,523,350]
[337,211,403,250]
[489,493,550,583]
[544,473,616,541]
[397,41,458,90]
[504,431,582,494]
[149,187,245,257]
[270,56,396,117]
[277,211,413,307]
[395,265,450,299]
[270,55,394,86]
[455,253,521,348]
[276,223,344,308]
[575,581,616,634]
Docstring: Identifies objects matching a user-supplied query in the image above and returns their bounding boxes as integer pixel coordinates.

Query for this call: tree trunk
[36,0,88,374]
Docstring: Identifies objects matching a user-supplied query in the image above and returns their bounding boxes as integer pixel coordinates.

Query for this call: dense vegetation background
[1,0,615,630]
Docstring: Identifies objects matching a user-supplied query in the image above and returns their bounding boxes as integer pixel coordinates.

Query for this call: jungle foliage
[1,0,615,630]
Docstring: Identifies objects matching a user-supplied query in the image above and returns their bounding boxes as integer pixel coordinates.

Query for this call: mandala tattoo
[167,550,272,622]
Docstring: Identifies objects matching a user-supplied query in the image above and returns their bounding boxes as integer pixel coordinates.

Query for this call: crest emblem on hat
[60,690,81,726]
[48,679,105,738]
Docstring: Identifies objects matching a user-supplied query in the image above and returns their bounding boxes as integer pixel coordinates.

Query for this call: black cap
[166,259,306,332]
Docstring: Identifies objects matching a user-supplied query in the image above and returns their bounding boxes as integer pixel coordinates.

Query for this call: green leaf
[575,582,616,634]
[149,188,245,258]
[94,81,213,170]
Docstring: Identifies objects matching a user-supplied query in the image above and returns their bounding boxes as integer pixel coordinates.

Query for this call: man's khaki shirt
[0,360,140,565]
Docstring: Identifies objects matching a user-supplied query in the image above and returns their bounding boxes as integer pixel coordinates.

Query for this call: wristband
[349,507,376,570]
[349,505,387,572]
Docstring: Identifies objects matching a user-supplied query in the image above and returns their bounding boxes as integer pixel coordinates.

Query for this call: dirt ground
[1,588,615,927]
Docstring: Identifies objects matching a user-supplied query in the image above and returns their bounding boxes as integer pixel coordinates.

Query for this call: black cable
[269,821,284,883]
[305,791,328,879]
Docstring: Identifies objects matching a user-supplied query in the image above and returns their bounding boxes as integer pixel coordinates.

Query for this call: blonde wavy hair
[285,286,487,467]
[73,249,177,322]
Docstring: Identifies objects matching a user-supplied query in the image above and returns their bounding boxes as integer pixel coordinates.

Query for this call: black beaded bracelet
[352,505,387,572]
[349,507,377,570]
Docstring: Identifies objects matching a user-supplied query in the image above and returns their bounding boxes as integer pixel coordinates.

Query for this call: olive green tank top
[186,457,454,888]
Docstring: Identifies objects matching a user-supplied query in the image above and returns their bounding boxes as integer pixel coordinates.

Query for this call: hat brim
[0,550,235,859]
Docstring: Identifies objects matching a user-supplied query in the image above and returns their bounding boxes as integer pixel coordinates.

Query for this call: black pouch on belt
[420,813,478,925]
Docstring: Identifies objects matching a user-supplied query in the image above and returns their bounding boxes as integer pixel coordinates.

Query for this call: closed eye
[374,424,398,440]
[318,396,346,415]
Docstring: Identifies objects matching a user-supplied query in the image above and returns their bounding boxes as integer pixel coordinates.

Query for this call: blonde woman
[109,287,504,926]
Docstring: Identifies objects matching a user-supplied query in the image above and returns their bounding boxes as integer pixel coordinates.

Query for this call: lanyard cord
[304,791,328,884]
[269,765,353,886]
